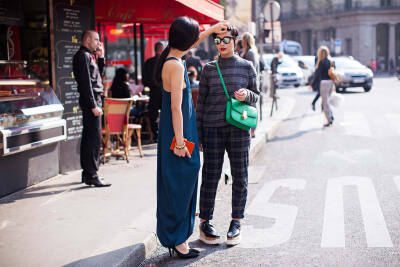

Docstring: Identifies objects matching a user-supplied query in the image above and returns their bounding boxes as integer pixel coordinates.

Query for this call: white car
[262,54,303,88]
[293,55,316,85]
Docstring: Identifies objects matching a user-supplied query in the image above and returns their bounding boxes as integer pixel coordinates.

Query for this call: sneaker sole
[199,230,222,245]
[226,235,241,246]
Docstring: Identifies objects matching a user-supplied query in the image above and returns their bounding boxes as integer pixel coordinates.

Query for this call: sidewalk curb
[128,96,296,267]
[117,233,158,267]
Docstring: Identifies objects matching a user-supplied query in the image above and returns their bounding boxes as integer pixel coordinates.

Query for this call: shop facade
[0,0,223,198]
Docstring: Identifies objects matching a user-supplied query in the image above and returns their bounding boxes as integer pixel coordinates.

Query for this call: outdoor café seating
[102,98,143,163]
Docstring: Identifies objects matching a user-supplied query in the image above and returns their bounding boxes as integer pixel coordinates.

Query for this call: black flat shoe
[199,221,221,245]
[86,178,111,187]
[168,247,199,259]
[189,248,200,254]
[311,103,315,111]
[226,220,241,246]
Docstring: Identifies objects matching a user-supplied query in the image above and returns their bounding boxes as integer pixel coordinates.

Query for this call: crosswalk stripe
[384,113,400,135]
[321,176,392,247]
[299,112,324,132]
[394,176,400,193]
[341,112,372,137]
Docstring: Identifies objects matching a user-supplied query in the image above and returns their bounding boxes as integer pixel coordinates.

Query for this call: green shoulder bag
[215,60,258,131]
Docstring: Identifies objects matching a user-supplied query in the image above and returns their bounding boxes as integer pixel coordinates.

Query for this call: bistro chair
[102,98,142,163]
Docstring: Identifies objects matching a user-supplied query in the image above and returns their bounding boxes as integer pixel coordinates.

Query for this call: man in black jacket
[73,30,110,187]
[142,41,164,141]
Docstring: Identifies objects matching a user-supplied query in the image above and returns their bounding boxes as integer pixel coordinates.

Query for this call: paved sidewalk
[0,96,295,267]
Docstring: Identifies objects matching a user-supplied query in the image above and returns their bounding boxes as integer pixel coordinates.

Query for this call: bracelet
[175,143,186,150]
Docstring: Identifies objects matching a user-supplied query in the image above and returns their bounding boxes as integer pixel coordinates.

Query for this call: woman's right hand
[211,21,231,34]
[174,145,191,158]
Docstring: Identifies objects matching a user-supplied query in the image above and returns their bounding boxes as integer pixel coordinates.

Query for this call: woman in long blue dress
[154,17,229,259]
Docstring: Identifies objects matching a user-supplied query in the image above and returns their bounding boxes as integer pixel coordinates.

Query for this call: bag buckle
[242,110,248,119]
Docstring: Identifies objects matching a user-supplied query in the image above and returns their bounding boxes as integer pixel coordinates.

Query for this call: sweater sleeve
[196,65,210,144]
[244,64,260,105]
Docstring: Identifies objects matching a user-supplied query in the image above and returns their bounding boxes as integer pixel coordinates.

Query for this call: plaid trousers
[199,125,250,220]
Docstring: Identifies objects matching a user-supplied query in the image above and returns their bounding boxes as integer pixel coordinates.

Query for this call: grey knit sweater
[196,55,259,143]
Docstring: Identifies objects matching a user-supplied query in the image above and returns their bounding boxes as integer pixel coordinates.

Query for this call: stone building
[279,0,400,71]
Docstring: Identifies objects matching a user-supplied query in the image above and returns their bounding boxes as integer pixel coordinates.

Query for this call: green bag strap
[215,60,231,101]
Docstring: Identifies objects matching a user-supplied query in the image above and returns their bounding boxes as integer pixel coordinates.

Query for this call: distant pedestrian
[142,41,164,142]
[314,46,335,127]
[270,52,282,99]
[197,26,259,246]
[370,59,377,74]
[389,58,395,75]
[240,32,260,138]
[72,30,111,187]
[310,54,320,111]
[186,50,203,77]
[154,16,229,259]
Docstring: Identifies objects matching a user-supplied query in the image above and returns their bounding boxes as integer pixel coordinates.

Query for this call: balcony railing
[281,1,400,20]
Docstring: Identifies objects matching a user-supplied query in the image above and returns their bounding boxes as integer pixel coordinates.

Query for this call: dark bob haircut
[154,17,200,85]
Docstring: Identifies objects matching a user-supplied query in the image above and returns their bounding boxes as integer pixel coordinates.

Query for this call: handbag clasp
[242,110,248,119]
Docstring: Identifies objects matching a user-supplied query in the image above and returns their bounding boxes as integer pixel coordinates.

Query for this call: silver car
[332,57,374,92]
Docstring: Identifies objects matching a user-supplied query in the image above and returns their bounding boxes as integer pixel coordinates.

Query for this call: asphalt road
[142,77,400,267]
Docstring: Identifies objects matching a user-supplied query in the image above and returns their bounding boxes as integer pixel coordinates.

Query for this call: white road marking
[394,176,400,193]
[341,112,372,137]
[0,220,9,230]
[299,113,324,132]
[240,179,306,248]
[321,176,392,247]
[385,113,400,134]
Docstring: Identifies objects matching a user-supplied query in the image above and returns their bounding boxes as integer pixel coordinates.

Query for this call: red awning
[95,0,224,24]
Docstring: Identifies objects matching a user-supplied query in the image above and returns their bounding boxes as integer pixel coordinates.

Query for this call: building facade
[279,0,400,71]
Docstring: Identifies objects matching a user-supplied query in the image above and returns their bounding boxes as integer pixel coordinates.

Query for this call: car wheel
[363,86,371,92]
[294,84,300,88]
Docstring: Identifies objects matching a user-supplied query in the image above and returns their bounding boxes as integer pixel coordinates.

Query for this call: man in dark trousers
[270,52,282,99]
[142,41,164,142]
[73,30,111,187]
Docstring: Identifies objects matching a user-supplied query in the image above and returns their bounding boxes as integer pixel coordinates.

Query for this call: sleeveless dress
[156,57,201,248]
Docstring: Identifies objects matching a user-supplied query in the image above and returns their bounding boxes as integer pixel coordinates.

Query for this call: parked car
[262,54,303,88]
[332,56,374,92]
[293,55,315,85]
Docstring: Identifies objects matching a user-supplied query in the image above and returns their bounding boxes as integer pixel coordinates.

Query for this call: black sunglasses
[214,36,234,45]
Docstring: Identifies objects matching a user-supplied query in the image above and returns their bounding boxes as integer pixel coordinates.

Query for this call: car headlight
[366,69,373,78]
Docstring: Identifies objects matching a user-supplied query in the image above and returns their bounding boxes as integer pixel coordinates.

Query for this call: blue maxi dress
[156,57,201,248]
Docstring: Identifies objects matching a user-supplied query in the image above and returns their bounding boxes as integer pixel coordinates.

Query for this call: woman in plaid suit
[196,26,260,246]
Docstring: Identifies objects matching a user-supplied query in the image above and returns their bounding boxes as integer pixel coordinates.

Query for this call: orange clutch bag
[170,137,195,156]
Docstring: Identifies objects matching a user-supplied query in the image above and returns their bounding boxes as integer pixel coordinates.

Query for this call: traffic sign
[334,39,341,54]
[264,1,281,22]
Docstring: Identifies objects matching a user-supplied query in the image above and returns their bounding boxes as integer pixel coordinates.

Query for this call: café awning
[95,0,224,24]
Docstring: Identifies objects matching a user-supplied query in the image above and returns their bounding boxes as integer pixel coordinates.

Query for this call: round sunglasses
[214,36,234,45]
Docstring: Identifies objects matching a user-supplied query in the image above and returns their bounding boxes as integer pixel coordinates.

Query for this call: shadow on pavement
[63,243,147,267]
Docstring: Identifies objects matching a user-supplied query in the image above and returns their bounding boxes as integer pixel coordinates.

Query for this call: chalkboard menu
[52,0,94,172]
[0,0,23,26]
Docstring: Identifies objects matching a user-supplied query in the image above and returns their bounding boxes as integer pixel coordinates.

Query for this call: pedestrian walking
[240,32,260,138]
[154,16,229,259]
[196,26,260,246]
[310,54,320,111]
[142,42,164,142]
[270,52,282,99]
[72,30,111,187]
[314,46,335,127]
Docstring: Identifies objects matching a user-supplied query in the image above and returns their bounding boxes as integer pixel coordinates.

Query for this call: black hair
[154,41,164,53]
[154,16,200,86]
[110,68,128,92]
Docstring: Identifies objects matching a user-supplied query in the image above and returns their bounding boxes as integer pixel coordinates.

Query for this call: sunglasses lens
[214,38,221,45]
[223,37,231,44]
